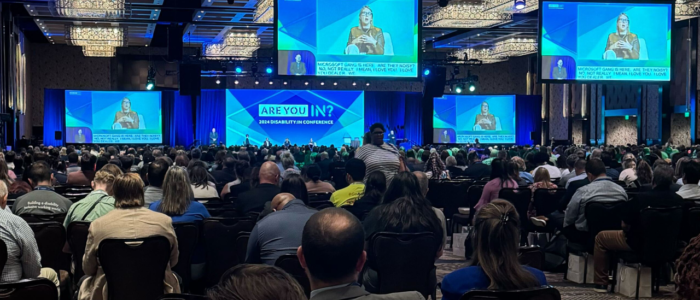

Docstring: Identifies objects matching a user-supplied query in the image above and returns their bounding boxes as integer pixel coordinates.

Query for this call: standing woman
[79,173,180,300]
[355,123,403,184]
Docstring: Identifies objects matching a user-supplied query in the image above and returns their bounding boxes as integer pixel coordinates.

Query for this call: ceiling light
[333,82,338,86]
[234,80,239,85]
[216,77,221,85]
[68,26,125,47]
[352,82,356,86]
[55,0,126,19]
[255,80,259,85]
[283,81,288,85]
[269,81,273,85]
[305,82,309,86]
[82,45,116,57]
[320,82,325,86]
[515,0,526,10]
[366,82,370,86]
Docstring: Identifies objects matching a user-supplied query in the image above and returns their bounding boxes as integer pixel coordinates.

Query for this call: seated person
[297,208,424,300]
[12,161,73,216]
[677,160,700,200]
[235,162,280,214]
[330,158,366,207]
[207,264,306,300]
[344,171,385,221]
[563,159,628,245]
[246,193,316,265]
[531,152,561,179]
[144,159,169,206]
[67,153,97,186]
[63,169,121,228]
[305,165,336,194]
[592,165,683,293]
[441,200,546,299]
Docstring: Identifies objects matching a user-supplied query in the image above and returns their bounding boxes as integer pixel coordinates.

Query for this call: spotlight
[438,0,450,7]
[255,80,259,85]
[305,82,309,86]
[320,82,325,86]
[423,68,431,76]
[146,66,156,91]
[269,81,273,85]
[234,80,239,85]
[514,0,526,10]
[333,82,338,86]
[366,82,370,86]
[146,81,155,91]
[215,78,221,85]
[283,81,288,85]
[455,85,463,94]
[235,66,243,73]
[266,66,273,74]
[469,84,476,92]
[353,82,356,86]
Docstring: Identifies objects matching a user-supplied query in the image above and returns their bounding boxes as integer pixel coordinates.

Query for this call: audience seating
[532,188,566,218]
[0,239,6,275]
[98,236,171,300]
[28,221,66,275]
[0,278,59,300]
[54,185,92,202]
[308,192,332,202]
[159,294,208,300]
[202,218,255,287]
[518,246,545,271]
[680,203,700,242]
[613,206,684,299]
[206,207,239,218]
[172,222,199,293]
[498,188,533,242]
[20,213,67,224]
[308,200,333,210]
[66,221,91,285]
[234,232,250,264]
[195,197,222,204]
[460,286,561,300]
[367,232,439,300]
[450,184,482,248]
[274,254,311,297]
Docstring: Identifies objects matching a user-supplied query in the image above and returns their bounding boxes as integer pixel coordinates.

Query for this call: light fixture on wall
[146,66,156,91]
[514,0,526,10]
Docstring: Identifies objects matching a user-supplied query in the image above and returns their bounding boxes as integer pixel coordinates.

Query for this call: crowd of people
[2,126,700,299]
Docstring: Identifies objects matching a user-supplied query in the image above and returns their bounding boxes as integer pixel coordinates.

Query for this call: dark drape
[196,90,226,146]
[43,89,65,146]
[162,91,194,146]
[364,91,423,146]
[515,95,543,146]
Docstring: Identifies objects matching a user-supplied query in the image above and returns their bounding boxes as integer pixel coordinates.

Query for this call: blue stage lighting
[455,85,462,94]
[235,66,243,73]
[266,67,273,74]
[424,69,431,76]
[515,0,525,9]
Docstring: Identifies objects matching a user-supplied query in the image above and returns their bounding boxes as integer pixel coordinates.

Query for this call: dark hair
[301,208,365,282]
[28,161,52,185]
[574,158,587,170]
[191,148,201,159]
[601,151,614,167]
[68,152,79,164]
[80,153,96,171]
[223,156,237,174]
[108,158,122,168]
[147,159,170,188]
[363,171,387,205]
[585,158,606,177]
[113,173,145,208]
[306,164,322,182]
[189,165,210,188]
[382,171,428,205]
[119,155,133,172]
[556,155,567,169]
[367,197,443,252]
[421,150,430,162]
[280,174,309,204]
[6,151,15,164]
[345,158,366,182]
[636,160,653,185]
[684,160,700,185]
[489,159,511,188]
[652,165,674,188]
[676,235,700,300]
[208,264,306,300]
[175,155,189,167]
[369,123,385,133]
[533,152,550,165]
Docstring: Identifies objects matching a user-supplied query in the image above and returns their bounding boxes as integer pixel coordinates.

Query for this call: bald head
[272,193,296,211]
[413,171,429,196]
[259,161,281,185]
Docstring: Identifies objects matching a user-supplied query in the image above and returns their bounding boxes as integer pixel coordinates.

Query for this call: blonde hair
[113,173,145,208]
[159,167,194,215]
[533,168,551,185]
[93,170,118,195]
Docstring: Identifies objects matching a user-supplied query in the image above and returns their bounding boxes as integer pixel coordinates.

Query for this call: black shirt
[462,162,491,179]
[235,183,281,214]
[622,186,684,251]
[211,170,237,185]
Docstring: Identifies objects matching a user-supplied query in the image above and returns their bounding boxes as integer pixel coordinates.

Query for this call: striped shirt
[355,143,400,184]
[0,208,42,282]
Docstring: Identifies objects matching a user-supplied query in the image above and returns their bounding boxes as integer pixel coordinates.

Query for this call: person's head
[280,152,296,170]
[617,12,629,33]
[636,160,653,185]
[574,159,587,175]
[480,101,490,114]
[271,193,296,211]
[359,5,373,27]
[259,161,281,185]
[622,159,636,171]
[369,123,385,146]
[280,174,309,203]
[565,154,578,170]
[92,170,118,195]
[100,163,123,179]
[28,161,53,187]
[344,158,366,184]
[80,153,95,172]
[590,148,602,160]
[189,165,210,188]
[295,54,301,63]
[112,173,144,208]
[533,152,550,166]
[413,171,429,197]
[175,155,189,167]
[119,155,133,172]
[363,171,387,204]
[121,97,131,111]
[160,167,194,215]
[511,156,526,172]
[426,151,446,176]
[676,157,692,182]
[298,208,366,286]
[191,148,201,160]
[446,156,457,168]
[382,171,425,205]
[443,130,447,135]
[208,264,306,300]
[68,152,79,164]
[684,161,700,185]
[212,128,216,133]
[147,159,169,188]
[472,200,540,290]
[585,158,607,181]
[0,180,7,209]
[533,167,551,184]
[652,164,674,189]
[306,164,322,183]
[557,59,563,68]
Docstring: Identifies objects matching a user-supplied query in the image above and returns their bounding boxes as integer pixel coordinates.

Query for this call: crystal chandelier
[453,48,508,64]
[423,2,512,28]
[492,37,537,57]
[203,32,260,58]
[481,0,539,14]
[54,0,126,19]
[82,45,116,57]
[254,0,274,23]
[68,26,125,47]
[202,42,256,58]
[676,0,700,21]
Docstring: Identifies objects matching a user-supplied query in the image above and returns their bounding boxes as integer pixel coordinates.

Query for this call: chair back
[308,200,333,210]
[0,278,58,300]
[518,246,545,270]
[466,185,484,223]
[367,232,438,298]
[20,213,66,224]
[67,221,91,284]
[532,189,566,217]
[0,239,7,275]
[682,206,700,242]
[202,218,255,287]
[308,192,332,202]
[584,201,627,248]
[498,188,533,230]
[27,222,66,274]
[98,236,171,300]
[159,294,208,300]
[460,286,561,300]
[172,222,199,292]
[639,206,684,265]
[234,232,250,264]
[55,185,93,202]
[274,254,311,297]
[206,207,239,218]
[427,180,472,219]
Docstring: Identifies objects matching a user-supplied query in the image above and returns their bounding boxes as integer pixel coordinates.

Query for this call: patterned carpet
[435,249,675,299]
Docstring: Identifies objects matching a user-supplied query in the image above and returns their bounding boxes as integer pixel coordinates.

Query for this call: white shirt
[561,169,571,177]
[677,183,700,200]
[533,165,562,179]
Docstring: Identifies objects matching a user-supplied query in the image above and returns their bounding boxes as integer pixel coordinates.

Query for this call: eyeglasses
[618,19,629,23]
[372,131,385,136]
[361,11,373,16]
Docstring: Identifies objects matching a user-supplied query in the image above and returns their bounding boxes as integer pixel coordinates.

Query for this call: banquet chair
[460,286,561,300]
[172,222,198,293]
[28,222,66,275]
[275,254,311,297]
[0,278,58,300]
[67,221,91,285]
[202,218,254,287]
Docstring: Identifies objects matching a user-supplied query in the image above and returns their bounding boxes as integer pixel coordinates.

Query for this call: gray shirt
[12,188,73,216]
[144,186,163,206]
[0,208,41,282]
[245,199,317,265]
[564,177,628,231]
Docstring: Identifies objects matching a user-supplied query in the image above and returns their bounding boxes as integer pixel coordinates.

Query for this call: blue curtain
[196,90,226,146]
[364,91,423,146]
[515,95,542,146]
[162,91,194,146]
[43,89,65,146]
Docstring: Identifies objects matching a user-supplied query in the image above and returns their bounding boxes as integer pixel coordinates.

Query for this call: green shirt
[330,182,365,207]
[63,190,116,229]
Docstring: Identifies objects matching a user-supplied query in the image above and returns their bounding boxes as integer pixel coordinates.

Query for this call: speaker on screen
[423,67,446,98]
[179,63,201,96]
[55,131,62,140]
[167,25,183,61]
